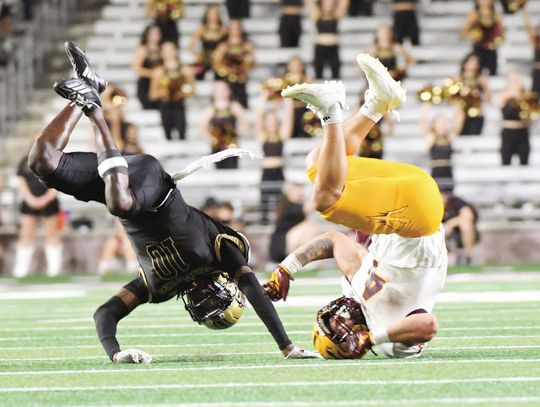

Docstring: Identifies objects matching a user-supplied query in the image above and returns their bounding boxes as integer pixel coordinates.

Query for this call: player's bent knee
[313,186,340,213]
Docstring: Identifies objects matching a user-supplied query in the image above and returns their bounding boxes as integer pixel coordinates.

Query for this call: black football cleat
[54,78,101,116]
[64,41,107,94]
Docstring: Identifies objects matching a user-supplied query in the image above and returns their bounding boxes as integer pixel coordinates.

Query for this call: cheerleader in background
[497,72,536,165]
[132,25,162,110]
[454,53,491,136]
[256,89,294,223]
[523,8,540,98]
[365,25,416,82]
[145,0,181,45]
[420,103,459,191]
[392,0,420,45]
[461,0,504,76]
[200,81,250,169]
[188,5,227,80]
[306,0,350,80]
[149,41,196,140]
[213,20,256,108]
[279,0,303,48]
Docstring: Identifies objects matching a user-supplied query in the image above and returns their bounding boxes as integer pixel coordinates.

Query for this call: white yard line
[0,290,86,300]
[1,358,540,375]
[83,398,540,407]
[1,377,540,392]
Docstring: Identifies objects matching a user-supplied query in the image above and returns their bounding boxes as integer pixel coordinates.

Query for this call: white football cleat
[357,53,406,121]
[281,81,348,118]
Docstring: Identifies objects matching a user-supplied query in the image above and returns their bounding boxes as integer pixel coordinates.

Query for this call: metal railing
[0,0,76,164]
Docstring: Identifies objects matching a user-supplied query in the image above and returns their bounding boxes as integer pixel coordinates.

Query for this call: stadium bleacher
[2,0,540,269]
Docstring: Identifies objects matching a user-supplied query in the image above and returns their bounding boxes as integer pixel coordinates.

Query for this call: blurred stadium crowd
[0,0,539,276]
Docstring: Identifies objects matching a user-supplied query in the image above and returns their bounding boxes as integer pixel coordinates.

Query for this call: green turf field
[1,272,540,406]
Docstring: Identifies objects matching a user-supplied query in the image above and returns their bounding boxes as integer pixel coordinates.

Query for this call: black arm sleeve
[238,272,292,350]
[93,296,130,361]
[93,277,149,361]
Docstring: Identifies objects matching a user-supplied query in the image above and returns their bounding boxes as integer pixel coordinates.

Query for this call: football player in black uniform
[28,42,320,363]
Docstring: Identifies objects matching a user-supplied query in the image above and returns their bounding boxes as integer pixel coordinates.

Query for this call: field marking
[1,343,539,354]
[2,323,540,334]
[0,333,538,345]
[83,398,540,407]
[0,290,86,300]
[2,377,540,392]
[2,358,540,375]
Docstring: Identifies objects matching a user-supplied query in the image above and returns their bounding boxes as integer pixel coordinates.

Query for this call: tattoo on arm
[295,238,334,266]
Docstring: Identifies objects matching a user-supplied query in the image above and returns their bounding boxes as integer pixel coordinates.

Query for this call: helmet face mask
[317,296,367,342]
[182,272,246,330]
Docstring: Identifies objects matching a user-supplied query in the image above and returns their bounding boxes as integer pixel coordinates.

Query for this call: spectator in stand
[188,5,227,80]
[100,84,128,146]
[226,0,250,19]
[306,0,350,80]
[454,53,491,136]
[97,220,140,275]
[119,122,145,156]
[392,0,420,45]
[200,80,249,169]
[523,8,540,98]
[349,0,373,16]
[442,191,479,265]
[149,41,196,140]
[145,0,180,45]
[256,90,294,224]
[420,103,458,191]
[461,0,505,76]
[497,72,534,166]
[269,183,319,264]
[365,25,416,81]
[133,25,162,110]
[213,19,255,108]
[279,0,303,48]
[13,152,62,278]
[283,56,313,138]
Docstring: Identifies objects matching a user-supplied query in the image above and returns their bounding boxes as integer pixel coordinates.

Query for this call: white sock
[320,103,343,127]
[370,327,390,345]
[280,254,303,277]
[360,98,383,123]
[13,245,35,278]
[45,244,63,277]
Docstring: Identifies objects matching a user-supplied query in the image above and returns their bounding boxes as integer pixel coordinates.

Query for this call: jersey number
[362,272,387,301]
[146,237,189,281]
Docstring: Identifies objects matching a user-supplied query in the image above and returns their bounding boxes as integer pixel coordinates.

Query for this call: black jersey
[41,152,249,303]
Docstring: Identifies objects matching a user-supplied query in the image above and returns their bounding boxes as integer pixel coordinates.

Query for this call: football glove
[263,265,294,301]
[347,331,373,359]
[285,346,324,360]
[114,349,152,364]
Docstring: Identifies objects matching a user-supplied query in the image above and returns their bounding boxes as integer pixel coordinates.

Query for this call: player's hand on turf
[263,265,294,301]
[284,345,323,360]
[113,349,152,364]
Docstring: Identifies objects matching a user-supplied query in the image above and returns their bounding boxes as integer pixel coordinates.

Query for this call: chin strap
[172,148,261,182]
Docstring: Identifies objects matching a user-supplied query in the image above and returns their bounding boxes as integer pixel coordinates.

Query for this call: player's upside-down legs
[282,54,444,239]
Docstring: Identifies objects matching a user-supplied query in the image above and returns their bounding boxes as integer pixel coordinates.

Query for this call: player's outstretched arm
[89,108,134,217]
[264,231,366,301]
[94,279,149,363]
[236,267,321,359]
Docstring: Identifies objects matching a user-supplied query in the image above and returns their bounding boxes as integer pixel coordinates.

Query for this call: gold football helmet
[312,296,369,359]
[182,272,245,330]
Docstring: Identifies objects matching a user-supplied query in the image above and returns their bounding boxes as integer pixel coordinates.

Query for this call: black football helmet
[182,272,245,330]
